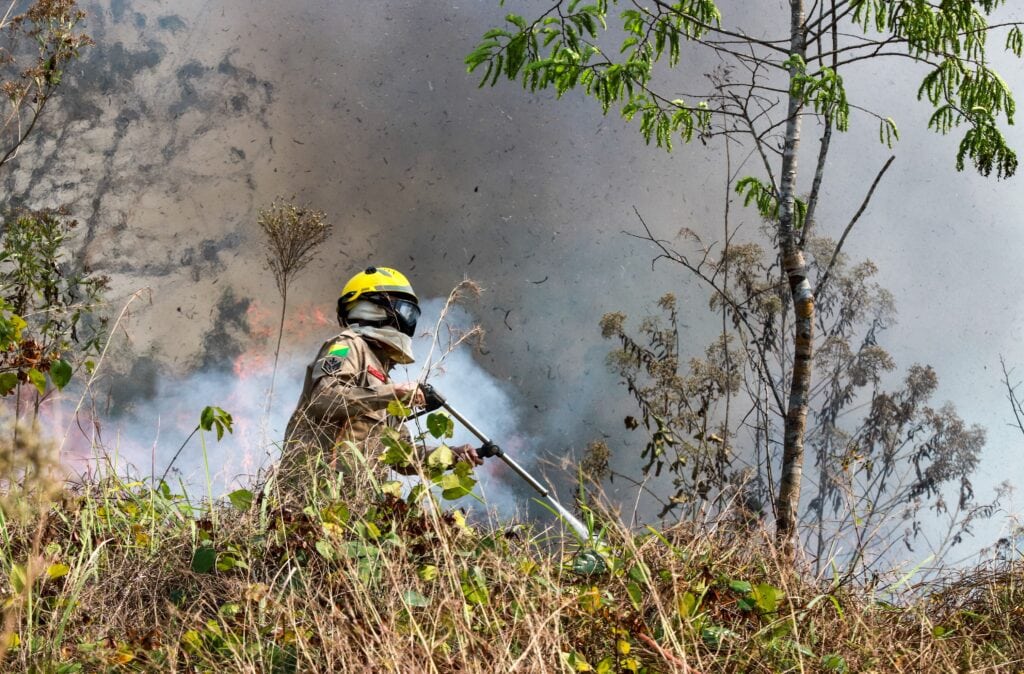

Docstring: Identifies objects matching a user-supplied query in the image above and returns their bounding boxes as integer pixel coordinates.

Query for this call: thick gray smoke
[9,1,1024,555]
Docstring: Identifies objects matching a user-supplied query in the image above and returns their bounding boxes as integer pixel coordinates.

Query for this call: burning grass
[0,443,1022,672]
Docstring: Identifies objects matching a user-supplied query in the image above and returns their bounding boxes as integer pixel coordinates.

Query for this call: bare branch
[815,155,895,298]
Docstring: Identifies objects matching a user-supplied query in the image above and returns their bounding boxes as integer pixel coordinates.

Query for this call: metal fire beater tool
[417,383,589,540]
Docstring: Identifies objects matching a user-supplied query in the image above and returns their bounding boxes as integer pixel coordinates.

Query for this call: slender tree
[468,0,1021,558]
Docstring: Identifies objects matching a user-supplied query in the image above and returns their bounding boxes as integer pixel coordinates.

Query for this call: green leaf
[822,654,848,672]
[50,359,72,390]
[227,489,254,511]
[625,581,643,609]
[191,546,216,573]
[0,372,19,395]
[199,406,233,440]
[323,502,350,525]
[27,368,46,395]
[752,583,781,613]
[460,566,490,605]
[216,554,241,572]
[9,563,26,593]
[439,460,477,500]
[678,591,699,618]
[403,589,430,608]
[426,411,455,439]
[381,480,403,497]
[418,564,438,581]
[427,445,454,470]
[387,399,412,417]
[200,406,215,430]
[46,563,70,579]
[701,625,736,647]
[571,549,607,576]
[727,579,752,594]
[315,539,335,561]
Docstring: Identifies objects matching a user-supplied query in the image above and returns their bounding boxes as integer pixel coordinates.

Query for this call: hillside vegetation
[0,427,1021,673]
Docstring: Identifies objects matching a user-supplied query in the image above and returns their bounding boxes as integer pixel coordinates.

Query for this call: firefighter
[276,266,482,493]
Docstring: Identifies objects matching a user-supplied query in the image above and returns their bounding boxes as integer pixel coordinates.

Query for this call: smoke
[65,292,542,526]
[7,0,1024,555]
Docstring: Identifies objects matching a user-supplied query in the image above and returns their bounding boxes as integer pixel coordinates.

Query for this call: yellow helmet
[337,266,420,336]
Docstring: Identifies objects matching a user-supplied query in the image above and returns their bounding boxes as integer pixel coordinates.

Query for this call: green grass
[0,442,1022,673]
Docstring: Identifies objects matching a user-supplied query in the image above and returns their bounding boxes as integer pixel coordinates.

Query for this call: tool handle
[478,441,503,458]
[420,383,446,412]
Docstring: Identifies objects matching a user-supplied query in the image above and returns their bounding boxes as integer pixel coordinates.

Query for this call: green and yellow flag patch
[328,343,351,358]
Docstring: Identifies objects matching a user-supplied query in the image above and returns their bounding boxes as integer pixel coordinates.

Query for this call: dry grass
[0,442,1021,673]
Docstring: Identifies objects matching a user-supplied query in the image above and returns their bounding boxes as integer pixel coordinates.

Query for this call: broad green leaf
[822,654,848,672]
[227,489,254,511]
[426,411,454,439]
[427,445,454,469]
[323,502,349,525]
[216,554,241,572]
[191,546,216,573]
[560,650,593,671]
[0,372,18,395]
[701,624,736,647]
[380,480,403,497]
[418,564,438,581]
[315,539,335,561]
[440,472,470,500]
[50,359,72,390]
[460,566,490,605]
[27,368,46,395]
[571,549,607,576]
[752,583,782,613]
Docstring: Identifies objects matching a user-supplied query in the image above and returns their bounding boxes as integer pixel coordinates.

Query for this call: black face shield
[365,294,421,337]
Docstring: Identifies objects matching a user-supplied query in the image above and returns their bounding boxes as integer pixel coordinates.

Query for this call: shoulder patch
[327,342,351,358]
[321,357,344,375]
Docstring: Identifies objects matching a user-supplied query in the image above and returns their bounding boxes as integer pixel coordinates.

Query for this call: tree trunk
[774,0,815,561]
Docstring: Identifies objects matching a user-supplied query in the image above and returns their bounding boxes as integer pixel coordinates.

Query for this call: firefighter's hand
[394,381,425,408]
[452,444,484,467]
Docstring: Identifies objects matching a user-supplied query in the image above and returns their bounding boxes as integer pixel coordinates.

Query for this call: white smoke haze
[59,292,543,528]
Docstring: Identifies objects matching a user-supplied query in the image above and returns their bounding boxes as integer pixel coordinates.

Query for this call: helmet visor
[368,295,420,336]
[389,298,420,337]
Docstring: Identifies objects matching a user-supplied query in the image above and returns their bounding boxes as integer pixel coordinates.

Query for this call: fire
[231,300,336,380]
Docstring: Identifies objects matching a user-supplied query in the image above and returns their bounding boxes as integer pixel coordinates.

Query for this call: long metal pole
[421,387,589,539]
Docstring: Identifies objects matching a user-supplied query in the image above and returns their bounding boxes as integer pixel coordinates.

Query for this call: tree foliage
[0,2,96,412]
[0,210,107,404]
[468,0,1019,176]
[600,234,993,575]
[472,0,1020,558]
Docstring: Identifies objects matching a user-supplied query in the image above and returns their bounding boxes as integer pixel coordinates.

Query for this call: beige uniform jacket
[278,329,409,485]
